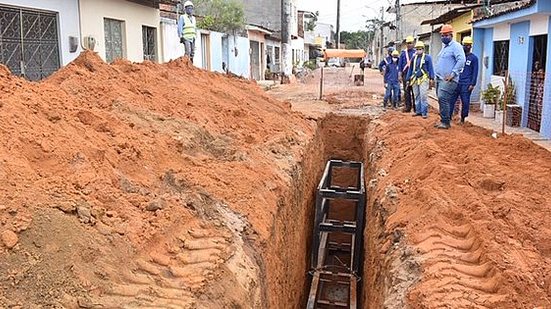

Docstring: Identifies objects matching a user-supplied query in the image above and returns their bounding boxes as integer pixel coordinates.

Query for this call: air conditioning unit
[83,36,96,51]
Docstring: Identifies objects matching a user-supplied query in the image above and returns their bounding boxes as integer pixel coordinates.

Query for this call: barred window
[493,40,509,76]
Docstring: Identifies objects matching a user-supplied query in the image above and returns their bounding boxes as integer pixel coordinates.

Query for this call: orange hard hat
[440,24,454,34]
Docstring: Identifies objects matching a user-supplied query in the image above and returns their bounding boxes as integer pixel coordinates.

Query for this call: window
[104,18,124,63]
[493,40,509,76]
[142,26,157,61]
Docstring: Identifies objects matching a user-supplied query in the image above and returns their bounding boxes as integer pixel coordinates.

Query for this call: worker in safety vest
[449,36,479,124]
[378,47,394,73]
[381,50,401,110]
[406,41,435,119]
[177,1,197,62]
[434,24,466,129]
[398,36,416,113]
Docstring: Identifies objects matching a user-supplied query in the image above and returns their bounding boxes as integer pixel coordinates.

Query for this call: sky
[298,0,416,32]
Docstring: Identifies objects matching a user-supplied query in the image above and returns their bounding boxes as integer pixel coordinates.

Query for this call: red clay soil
[0,51,315,307]
[365,113,551,308]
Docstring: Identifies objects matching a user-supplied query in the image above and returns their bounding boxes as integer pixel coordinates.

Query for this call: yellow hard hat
[405,36,414,43]
[415,41,425,48]
[462,36,473,45]
[392,50,400,56]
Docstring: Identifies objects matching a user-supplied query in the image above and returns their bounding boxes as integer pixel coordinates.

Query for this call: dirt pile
[0,51,314,307]
[365,113,551,308]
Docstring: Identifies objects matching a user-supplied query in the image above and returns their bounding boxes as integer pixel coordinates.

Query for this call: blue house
[473,0,551,138]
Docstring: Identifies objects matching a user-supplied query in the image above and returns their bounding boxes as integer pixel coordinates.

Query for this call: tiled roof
[472,0,536,23]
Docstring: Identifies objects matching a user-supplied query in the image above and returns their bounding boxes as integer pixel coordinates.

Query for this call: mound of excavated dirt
[0,51,315,307]
[365,113,551,308]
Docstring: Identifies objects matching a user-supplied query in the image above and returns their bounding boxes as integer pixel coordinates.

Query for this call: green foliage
[305,11,319,32]
[482,83,501,105]
[194,0,245,34]
[303,60,317,70]
[497,74,516,110]
[340,30,373,50]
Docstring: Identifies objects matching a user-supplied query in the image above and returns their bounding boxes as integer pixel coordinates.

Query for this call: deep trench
[261,113,389,309]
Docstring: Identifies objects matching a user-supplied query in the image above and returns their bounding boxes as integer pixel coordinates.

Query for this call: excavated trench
[259,113,396,308]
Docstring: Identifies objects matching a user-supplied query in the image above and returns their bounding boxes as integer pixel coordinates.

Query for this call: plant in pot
[481,83,501,118]
[496,75,517,124]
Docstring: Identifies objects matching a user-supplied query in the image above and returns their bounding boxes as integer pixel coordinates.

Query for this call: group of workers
[378,24,479,128]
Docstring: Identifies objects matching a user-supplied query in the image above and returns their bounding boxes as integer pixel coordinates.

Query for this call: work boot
[412,113,422,117]
[459,117,465,124]
[436,123,450,129]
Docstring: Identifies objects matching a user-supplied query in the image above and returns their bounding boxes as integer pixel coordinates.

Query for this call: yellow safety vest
[410,53,428,85]
[182,15,196,40]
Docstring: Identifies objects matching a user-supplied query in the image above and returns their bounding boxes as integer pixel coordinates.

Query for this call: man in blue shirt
[398,36,416,113]
[434,24,466,129]
[380,49,401,110]
[406,41,435,118]
[449,36,479,124]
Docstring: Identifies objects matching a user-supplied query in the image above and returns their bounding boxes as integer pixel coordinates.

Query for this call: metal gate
[104,18,124,63]
[0,5,60,80]
[528,35,547,132]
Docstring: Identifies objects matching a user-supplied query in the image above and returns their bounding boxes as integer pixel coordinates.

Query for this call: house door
[142,26,157,61]
[527,35,547,132]
[104,18,124,63]
[201,33,210,70]
[0,5,60,80]
[221,36,229,72]
[250,41,260,80]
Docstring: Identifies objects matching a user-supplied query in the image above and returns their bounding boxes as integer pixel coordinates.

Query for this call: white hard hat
[183,1,194,7]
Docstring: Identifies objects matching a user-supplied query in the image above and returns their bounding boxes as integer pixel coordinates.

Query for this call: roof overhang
[421,4,481,25]
[246,25,273,35]
[473,0,539,28]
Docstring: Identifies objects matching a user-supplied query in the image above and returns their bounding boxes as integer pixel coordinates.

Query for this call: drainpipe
[77,0,86,50]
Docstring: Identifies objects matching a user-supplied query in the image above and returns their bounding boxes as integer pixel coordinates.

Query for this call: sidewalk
[428,91,551,152]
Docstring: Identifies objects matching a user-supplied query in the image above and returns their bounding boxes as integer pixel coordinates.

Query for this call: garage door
[0,5,60,80]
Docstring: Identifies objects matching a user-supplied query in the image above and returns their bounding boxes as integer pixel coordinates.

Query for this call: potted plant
[496,75,516,124]
[481,83,501,118]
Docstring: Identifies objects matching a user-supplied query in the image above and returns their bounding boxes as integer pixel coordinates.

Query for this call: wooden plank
[307,272,321,309]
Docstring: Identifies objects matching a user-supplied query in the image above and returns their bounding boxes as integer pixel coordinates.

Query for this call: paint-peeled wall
[80,0,161,63]
[0,0,81,65]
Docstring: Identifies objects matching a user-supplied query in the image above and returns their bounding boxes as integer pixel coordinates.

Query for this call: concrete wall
[0,0,81,65]
[541,19,551,138]
[509,21,531,127]
[472,27,486,103]
[160,18,185,62]
[80,0,161,63]
[240,0,280,32]
[228,36,250,77]
[450,11,473,42]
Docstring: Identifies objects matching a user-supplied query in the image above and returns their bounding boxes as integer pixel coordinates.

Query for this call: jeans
[384,82,400,108]
[183,38,195,59]
[412,81,429,117]
[401,72,415,111]
[448,83,473,120]
[436,78,458,125]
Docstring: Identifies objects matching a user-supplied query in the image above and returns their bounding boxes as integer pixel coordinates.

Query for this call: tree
[305,11,319,32]
[340,30,373,50]
[193,0,246,34]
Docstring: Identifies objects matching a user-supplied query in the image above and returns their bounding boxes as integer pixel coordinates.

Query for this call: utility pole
[380,7,384,63]
[281,0,292,83]
[336,0,341,49]
[395,0,401,42]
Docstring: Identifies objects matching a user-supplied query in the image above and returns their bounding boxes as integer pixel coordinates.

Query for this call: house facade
[79,0,162,63]
[0,0,81,80]
[473,0,551,137]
